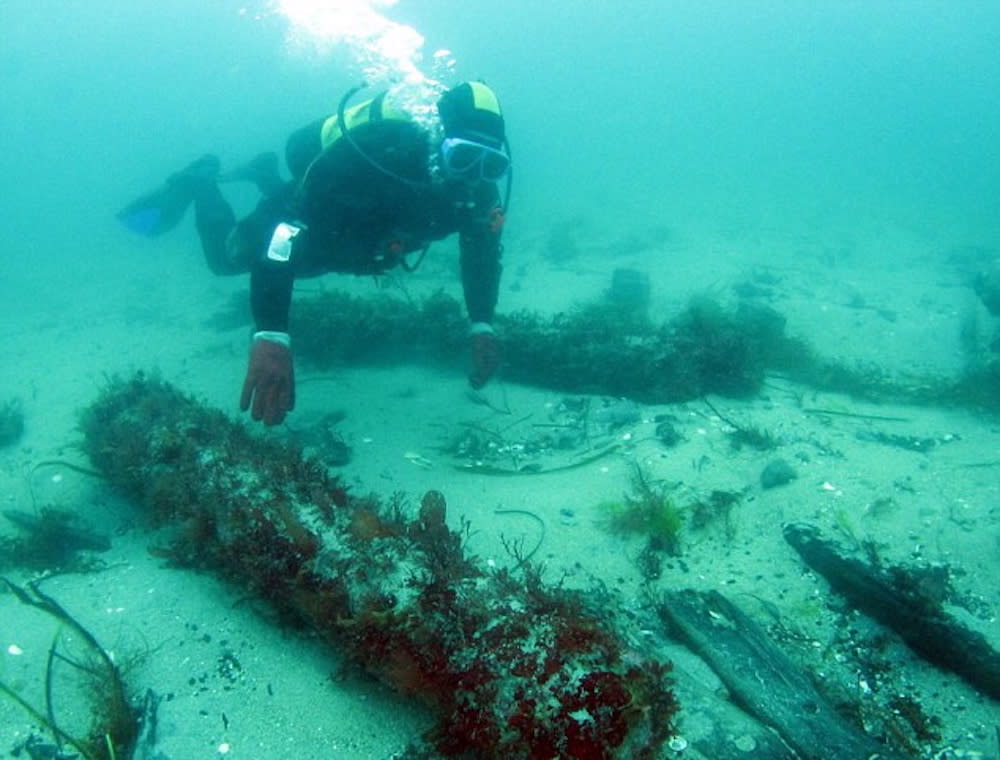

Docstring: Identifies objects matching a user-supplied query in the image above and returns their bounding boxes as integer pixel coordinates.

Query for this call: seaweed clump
[79,373,679,759]
[291,288,467,370]
[662,295,788,398]
[600,466,684,580]
[0,508,110,572]
[688,489,744,541]
[0,579,139,760]
[501,294,796,401]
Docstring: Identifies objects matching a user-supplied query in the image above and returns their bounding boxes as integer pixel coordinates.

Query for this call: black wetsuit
[197,116,504,335]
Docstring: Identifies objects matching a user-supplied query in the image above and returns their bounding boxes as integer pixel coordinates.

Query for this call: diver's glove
[240,331,295,425]
[468,323,500,390]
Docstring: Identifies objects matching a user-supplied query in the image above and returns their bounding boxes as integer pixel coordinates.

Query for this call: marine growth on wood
[80,373,678,759]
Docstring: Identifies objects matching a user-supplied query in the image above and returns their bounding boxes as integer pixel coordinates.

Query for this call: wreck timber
[80,374,677,760]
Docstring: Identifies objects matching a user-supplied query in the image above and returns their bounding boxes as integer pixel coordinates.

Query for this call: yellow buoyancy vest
[319,91,412,151]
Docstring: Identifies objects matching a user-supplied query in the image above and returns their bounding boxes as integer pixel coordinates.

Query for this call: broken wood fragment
[784,522,1000,701]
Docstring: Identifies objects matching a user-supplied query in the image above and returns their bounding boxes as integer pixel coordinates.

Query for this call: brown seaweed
[1,579,139,760]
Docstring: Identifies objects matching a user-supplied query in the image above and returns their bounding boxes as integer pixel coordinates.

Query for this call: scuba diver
[118,81,511,426]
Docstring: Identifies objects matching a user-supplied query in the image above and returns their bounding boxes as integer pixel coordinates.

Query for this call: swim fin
[116,154,221,237]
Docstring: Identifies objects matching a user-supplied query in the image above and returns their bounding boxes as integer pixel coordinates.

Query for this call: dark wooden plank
[659,588,911,760]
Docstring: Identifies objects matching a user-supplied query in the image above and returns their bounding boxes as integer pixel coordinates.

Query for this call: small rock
[733,734,757,752]
[655,420,683,448]
[760,458,797,489]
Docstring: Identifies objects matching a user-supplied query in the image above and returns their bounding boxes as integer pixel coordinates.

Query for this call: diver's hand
[468,324,500,389]
[240,331,295,425]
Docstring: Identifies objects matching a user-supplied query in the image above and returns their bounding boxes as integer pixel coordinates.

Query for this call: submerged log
[290,290,793,402]
[79,373,678,759]
[283,289,1000,410]
[658,588,911,760]
[784,523,1000,702]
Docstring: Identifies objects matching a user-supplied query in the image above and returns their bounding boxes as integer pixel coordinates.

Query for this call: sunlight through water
[265,0,456,124]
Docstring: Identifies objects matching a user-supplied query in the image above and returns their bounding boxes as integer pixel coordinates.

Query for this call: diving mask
[440,137,510,183]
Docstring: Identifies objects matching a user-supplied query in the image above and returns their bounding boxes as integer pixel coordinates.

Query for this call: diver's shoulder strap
[319,91,411,151]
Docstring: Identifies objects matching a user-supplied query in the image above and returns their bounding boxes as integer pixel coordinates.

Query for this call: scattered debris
[854,429,959,453]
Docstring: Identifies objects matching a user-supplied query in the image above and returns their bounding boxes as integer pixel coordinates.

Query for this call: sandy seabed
[1,214,997,760]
